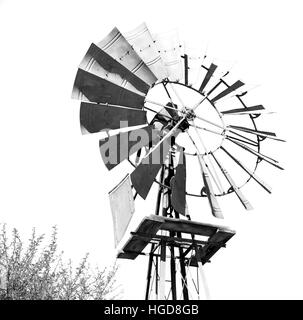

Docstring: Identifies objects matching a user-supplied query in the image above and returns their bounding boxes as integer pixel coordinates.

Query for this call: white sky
[0,0,302,299]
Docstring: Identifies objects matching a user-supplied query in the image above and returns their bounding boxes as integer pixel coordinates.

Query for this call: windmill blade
[131,133,172,199]
[72,69,145,107]
[183,53,189,85]
[197,59,236,99]
[199,158,224,219]
[182,43,208,87]
[226,130,259,147]
[210,80,245,103]
[186,132,223,218]
[80,102,147,134]
[124,23,167,80]
[191,121,224,194]
[229,125,276,136]
[79,43,150,95]
[221,146,272,193]
[227,138,284,170]
[211,153,253,210]
[228,125,285,142]
[154,30,183,81]
[222,105,265,115]
[109,174,135,247]
[96,27,157,86]
[170,147,186,215]
[214,83,260,102]
[131,118,183,199]
[198,63,217,93]
[99,125,160,170]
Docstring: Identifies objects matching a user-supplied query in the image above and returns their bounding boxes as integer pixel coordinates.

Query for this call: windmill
[72,23,284,300]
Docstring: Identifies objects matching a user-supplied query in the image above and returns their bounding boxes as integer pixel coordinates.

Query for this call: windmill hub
[184,107,196,121]
[178,117,190,132]
[173,107,196,132]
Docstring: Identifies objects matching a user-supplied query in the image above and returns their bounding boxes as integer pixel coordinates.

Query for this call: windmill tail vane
[72,22,284,300]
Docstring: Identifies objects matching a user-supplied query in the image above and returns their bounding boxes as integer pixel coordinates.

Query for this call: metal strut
[144,138,213,300]
[145,157,191,300]
[145,166,164,300]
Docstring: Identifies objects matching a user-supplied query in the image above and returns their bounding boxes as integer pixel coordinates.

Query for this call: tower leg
[175,211,189,300]
[155,255,159,299]
[195,244,210,300]
[145,245,155,300]
[146,168,164,300]
[170,246,177,300]
[159,240,167,300]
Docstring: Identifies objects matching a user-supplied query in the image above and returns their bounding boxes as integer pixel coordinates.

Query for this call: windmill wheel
[72,23,284,219]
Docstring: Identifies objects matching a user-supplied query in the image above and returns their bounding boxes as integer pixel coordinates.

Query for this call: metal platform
[117,214,235,265]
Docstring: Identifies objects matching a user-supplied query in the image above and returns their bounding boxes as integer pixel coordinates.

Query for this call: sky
[0,0,302,299]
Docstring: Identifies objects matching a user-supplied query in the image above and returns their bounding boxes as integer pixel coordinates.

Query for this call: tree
[0,224,118,300]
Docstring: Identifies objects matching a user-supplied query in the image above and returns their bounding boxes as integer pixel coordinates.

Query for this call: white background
[0,0,302,299]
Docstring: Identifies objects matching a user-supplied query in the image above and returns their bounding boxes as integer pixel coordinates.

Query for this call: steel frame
[144,164,212,300]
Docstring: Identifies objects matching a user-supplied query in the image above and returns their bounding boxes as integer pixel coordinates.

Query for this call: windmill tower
[72,23,284,300]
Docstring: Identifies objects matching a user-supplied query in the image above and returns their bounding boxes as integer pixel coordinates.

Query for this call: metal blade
[222,105,265,115]
[200,159,224,219]
[199,63,217,93]
[228,125,285,142]
[183,54,189,85]
[131,162,162,200]
[210,80,245,103]
[170,147,186,215]
[182,43,207,87]
[191,121,225,194]
[226,130,259,147]
[186,132,223,218]
[213,83,260,102]
[227,138,284,170]
[153,30,183,81]
[72,68,145,108]
[206,80,223,97]
[99,125,160,170]
[229,125,276,136]
[109,174,135,247]
[221,146,272,193]
[97,27,157,86]
[211,153,253,210]
[131,131,173,199]
[79,43,150,95]
[124,23,167,80]
[80,102,147,134]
